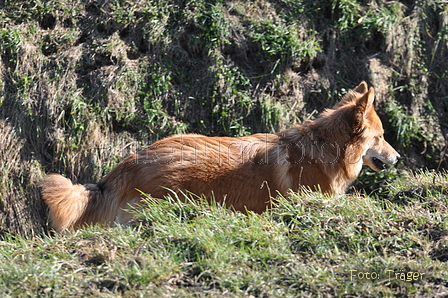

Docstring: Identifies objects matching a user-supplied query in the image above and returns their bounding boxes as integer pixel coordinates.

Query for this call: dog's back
[97,133,290,215]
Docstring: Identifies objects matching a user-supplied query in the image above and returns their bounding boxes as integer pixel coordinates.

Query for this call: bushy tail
[41,174,111,233]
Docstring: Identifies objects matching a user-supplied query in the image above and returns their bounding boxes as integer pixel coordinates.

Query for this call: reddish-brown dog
[42,82,400,232]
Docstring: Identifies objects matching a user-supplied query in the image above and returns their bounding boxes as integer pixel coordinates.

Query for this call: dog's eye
[378,135,383,139]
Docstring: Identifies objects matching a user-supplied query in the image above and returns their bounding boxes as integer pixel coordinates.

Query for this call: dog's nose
[394,153,401,164]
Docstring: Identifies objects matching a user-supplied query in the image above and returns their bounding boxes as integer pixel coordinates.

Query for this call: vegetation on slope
[0,0,447,234]
[0,0,448,233]
[0,1,447,295]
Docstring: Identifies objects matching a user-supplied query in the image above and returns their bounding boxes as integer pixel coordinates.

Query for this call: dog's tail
[41,174,115,233]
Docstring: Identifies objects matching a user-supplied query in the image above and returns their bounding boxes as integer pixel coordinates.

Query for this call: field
[1,171,447,297]
[0,0,448,296]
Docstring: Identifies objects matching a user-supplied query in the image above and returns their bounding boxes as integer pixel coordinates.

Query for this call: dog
[42,82,400,232]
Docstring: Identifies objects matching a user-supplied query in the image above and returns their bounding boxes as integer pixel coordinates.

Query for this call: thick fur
[42,82,400,232]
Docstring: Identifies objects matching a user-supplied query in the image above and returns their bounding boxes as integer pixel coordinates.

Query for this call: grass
[0,0,447,294]
[0,170,446,297]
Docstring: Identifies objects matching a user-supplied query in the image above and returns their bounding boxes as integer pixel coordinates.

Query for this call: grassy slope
[0,171,447,297]
[0,0,447,296]
[0,0,447,234]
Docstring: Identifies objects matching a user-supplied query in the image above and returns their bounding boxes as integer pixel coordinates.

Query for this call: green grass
[1,0,448,234]
[1,170,446,297]
[0,0,448,294]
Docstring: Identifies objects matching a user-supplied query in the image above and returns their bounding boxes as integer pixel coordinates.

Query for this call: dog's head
[348,82,400,171]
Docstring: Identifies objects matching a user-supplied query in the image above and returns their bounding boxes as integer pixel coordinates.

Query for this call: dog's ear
[353,81,368,94]
[356,87,375,115]
[351,87,375,133]
[336,82,369,107]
